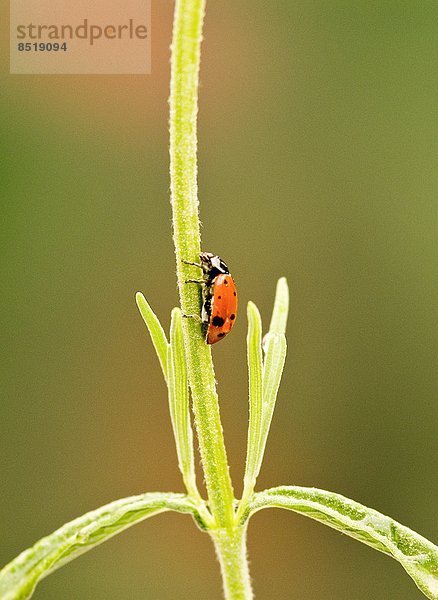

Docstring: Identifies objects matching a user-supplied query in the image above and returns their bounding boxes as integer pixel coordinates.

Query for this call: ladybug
[184,252,238,345]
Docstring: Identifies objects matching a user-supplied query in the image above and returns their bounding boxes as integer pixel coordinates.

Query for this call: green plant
[1,0,437,598]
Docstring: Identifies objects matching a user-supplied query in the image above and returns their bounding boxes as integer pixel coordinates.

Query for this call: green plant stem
[211,526,253,600]
[169,0,234,528]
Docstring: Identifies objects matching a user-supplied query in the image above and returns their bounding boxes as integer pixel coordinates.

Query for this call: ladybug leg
[185,279,206,284]
[182,260,203,269]
[182,313,203,323]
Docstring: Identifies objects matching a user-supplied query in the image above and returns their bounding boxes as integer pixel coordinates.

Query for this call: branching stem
[169,1,253,596]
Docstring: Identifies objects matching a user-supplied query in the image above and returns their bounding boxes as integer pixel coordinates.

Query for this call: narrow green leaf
[0,493,197,600]
[268,277,289,335]
[248,486,438,600]
[258,278,288,465]
[261,332,287,425]
[259,277,289,460]
[240,302,263,509]
[237,282,288,522]
[135,292,169,381]
[168,308,204,508]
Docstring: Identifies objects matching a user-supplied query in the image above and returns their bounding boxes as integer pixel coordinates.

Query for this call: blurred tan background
[1,1,437,598]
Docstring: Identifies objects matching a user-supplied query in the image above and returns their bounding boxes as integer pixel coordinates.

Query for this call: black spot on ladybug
[230,314,235,320]
[233,291,237,296]
[212,316,225,327]
[217,332,225,338]
[224,279,229,286]
[218,295,221,299]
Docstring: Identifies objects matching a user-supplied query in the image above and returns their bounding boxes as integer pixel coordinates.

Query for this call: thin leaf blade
[168,308,201,503]
[238,281,288,521]
[261,332,287,428]
[258,331,287,473]
[248,486,438,600]
[268,277,289,335]
[135,292,169,381]
[258,277,289,462]
[240,302,263,507]
[0,492,196,600]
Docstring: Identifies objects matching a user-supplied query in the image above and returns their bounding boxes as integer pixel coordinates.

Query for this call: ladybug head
[200,252,230,281]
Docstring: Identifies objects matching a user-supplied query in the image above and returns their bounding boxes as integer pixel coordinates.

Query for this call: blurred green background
[1,1,437,598]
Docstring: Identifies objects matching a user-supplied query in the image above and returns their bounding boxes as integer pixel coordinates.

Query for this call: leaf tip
[135,291,147,308]
[170,306,183,328]
[276,277,289,300]
[269,277,289,335]
[247,301,262,333]
[247,300,259,315]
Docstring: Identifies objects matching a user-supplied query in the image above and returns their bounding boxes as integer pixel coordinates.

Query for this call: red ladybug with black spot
[184,252,238,344]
